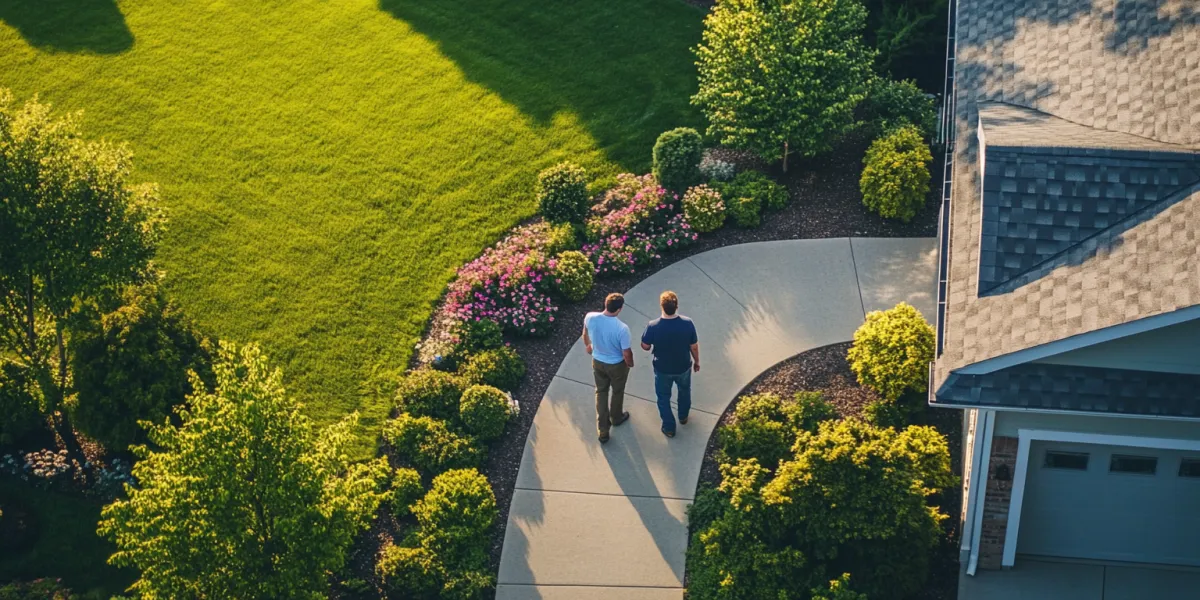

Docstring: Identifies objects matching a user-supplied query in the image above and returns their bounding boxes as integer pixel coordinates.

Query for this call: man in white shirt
[583,293,635,443]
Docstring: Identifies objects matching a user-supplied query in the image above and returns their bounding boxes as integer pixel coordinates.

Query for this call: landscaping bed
[693,341,962,600]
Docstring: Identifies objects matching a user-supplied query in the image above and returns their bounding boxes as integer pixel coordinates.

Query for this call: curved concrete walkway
[496,238,938,600]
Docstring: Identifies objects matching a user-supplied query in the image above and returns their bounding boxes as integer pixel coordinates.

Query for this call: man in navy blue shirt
[640,291,699,437]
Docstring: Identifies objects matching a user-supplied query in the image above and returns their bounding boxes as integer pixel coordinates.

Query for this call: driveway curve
[496,238,938,599]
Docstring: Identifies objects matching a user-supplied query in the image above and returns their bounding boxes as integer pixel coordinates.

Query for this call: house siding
[993,411,1200,440]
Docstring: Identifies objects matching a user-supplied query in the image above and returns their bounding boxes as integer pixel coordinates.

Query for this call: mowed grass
[0,0,703,456]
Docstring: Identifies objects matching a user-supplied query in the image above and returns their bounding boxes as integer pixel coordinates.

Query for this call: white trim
[966,409,995,575]
[943,403,1200,424]
[1001,429,1200,567]
[955,306,1200,375]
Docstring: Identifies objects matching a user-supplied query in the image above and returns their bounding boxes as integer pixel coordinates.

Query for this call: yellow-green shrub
[846,302,934,401]
[859,125,932,222]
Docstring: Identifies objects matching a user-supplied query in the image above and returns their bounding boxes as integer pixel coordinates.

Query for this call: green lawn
[0,481,135,596]
[0,0,703,455]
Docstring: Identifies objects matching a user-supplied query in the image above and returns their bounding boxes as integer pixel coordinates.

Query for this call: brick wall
[978,435,1018,569]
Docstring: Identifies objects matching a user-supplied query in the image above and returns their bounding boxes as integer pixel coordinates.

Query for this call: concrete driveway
[960,558,1200,600]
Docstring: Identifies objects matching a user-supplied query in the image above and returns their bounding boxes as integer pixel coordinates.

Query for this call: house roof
[932,0,1200,409]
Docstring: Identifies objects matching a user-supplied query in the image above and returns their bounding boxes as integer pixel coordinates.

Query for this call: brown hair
[605,293,625,313]
[660,291,678,316]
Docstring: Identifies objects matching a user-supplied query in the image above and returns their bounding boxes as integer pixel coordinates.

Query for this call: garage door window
[1044,451,1089,470]
[1180,458,1200,478]
[1109,455,1157,475]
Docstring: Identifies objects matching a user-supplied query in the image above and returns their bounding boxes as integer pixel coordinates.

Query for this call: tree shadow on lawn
[0,0,133,54]
[378,0,705,171]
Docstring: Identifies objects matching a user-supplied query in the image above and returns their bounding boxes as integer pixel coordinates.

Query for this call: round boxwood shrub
[377,544,444,598]
[860,125,933,223]
[458,385,514,442]
[458,347,525,392]
[391,467,424,518]
[653,127,704,193]
[384,414,482,473]
[414,468,497,569]
[726,194,761,228]
[683,185,726,233]
[396,370,468,421]
[846,302,935,401]
[553,250,594,302]
[536,162,590,224]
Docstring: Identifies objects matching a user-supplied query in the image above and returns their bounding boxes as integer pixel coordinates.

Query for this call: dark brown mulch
[693,341,963,600]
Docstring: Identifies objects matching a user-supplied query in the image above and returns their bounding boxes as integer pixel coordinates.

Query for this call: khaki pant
[593,359,629,435]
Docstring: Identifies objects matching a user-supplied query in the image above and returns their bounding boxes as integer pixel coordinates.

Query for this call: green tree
[70,283,215,452]
[98,343,389,600]
[0,89,164,459]
[693,0,876,171]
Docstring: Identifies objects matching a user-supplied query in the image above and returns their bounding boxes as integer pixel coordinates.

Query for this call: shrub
[377,544,444,599]
[441,223,561,336]
[847,302,935,401]
[458,385,514,442]
[459,347,525,392]
[384,414,482,473]
[391,468,424,518]
[717,392,837,469]
[536,162,590,224]
[683,185,726,233]
[553,250,594,302]
[860,125,932,223]
[442,570,494,600]
[582,175,698,276]
[699,154,736,181]
[440,318,503,371]
[396,370,468,421]
[812,574,868,600]
[414,468,497,570]
[0,362,42,447]
[726,195,761,228]
[860,78,937,138]
[720,171,789,212]
[543,222,578,255]
[592,173,659,215]
[70,283,215,452]
[863,398,908,429]
[652,128,704,193]
[0,579,76,600]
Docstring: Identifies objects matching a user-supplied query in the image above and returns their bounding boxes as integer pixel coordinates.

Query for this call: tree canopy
[98,343,389,600]
[692,0,876,170]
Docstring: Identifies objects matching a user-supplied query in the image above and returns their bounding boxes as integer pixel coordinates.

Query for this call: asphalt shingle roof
[933,0,1200,408]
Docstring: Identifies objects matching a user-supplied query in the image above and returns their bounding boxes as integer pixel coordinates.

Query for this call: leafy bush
[552,250,594,302]
[719,171,789,212]
[862,398,908,429]
[726,195,762,228]
[70,283,215,452]
[440,318,503,371]
[391,468,424,518]
[396,370,468,421]
[683,185,726,233]
[0,362,42,446]
[717,392,837,469]
[414,468,497,570]
[0,579,76,600]
[582,175,697,276]
[699,154,736,181]
[536,162,590,224]
[459,347,526,392]
[440,223,562,336]
[653,127,704,192]
[384,414,482,473]
[860,78,937,137]
[377,544,444,599]
[860,125,932,223]
[458,385,514,442]
[812,574,868,600]
[687,486,727,536]
[847,302,935,401]
[543,222,578,255]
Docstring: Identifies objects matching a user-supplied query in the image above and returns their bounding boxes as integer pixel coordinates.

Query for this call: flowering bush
[699,154,736,181]
[553,250,594,301]
[683,185,726,232]
[441,222,561,337]
[536,162,590,224]
[582,176,698,276]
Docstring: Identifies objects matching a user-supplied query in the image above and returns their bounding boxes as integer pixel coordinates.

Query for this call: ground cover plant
[0,0,705,457]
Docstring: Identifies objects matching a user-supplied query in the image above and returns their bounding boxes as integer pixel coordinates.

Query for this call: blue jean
[654,368,691,433]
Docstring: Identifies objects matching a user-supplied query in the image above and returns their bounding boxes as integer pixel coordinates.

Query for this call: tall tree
[692,0,876,171]
[0,89,164,457]
[99,343,389,599]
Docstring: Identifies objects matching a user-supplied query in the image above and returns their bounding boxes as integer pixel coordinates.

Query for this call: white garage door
[1017,441,1200,566]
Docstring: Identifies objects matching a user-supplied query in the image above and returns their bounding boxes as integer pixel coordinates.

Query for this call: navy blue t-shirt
[641,316,697,374]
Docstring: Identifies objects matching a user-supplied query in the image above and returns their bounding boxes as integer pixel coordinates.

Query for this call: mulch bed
[694,341,963,600]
